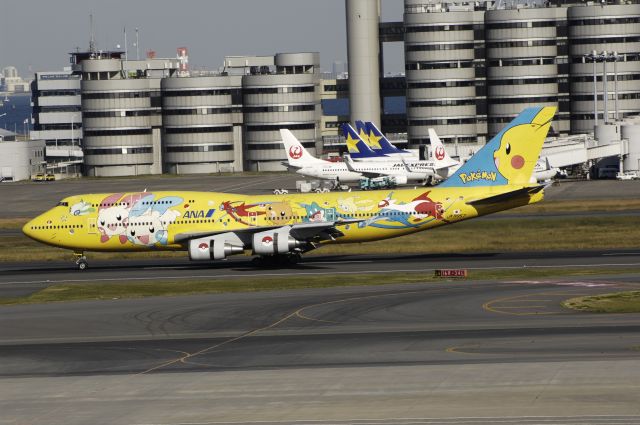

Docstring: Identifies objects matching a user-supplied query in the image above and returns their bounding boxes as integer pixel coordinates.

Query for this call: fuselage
[299,160,434,183]
[23,185,543,254]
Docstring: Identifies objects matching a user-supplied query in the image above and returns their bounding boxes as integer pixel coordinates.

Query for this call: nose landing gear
[73,252,88,270]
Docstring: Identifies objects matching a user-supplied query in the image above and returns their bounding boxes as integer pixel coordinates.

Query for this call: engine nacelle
[391,175,408,185]
[188,232,245,261]
[252,227,302,255]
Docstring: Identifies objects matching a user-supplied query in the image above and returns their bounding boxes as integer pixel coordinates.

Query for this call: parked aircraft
[23,106,556,270]
[355,121,416,159]
[280,130,362,182]
[427,128,462,181]
[533,157,560,182]
[287,127,435,185]
[346,123,460,182]
[342,123,392,161]
[344,122,417,161]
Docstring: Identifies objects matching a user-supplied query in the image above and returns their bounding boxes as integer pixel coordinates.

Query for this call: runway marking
[132,415,640,425]
[482,291,588,316]
[140,260,374,270]
[509,280,618,288]
[137,286,462,375]
[295,309,339,324]
[491,305,547,309]
[5,262,640,286]
[445,344,480,355]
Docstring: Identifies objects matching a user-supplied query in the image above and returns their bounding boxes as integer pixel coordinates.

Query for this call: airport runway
[1,250,640,424]
[2,178,640,423]
[2,249,640,296]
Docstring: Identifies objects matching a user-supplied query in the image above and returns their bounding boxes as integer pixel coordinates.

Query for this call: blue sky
[2,0,404,77]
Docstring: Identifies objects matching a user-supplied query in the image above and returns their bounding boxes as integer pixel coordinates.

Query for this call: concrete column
[346,0,381,127]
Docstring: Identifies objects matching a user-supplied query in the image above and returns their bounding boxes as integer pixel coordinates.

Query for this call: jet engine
[391,175,408,185]
[252,227,303,255]
[188,232,245,261]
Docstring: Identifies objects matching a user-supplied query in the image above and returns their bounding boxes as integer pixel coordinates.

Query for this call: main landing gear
[251,252,303,267]
[73,252,88,270]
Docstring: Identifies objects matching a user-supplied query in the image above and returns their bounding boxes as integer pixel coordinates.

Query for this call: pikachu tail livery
[23,107,555,270]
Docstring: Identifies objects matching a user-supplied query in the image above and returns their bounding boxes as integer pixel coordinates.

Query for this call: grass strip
[562,291,640,313]
[3,215,640,263]
[2,267,640,306]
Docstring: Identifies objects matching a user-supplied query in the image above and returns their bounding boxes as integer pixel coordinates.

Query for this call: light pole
[583,50,600,126]
[597,51,623,123]
[609,51,621,122]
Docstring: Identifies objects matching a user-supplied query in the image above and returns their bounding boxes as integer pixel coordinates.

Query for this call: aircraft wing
[173,218,362,245]
[343,156,398,179]
[281,161,301,171]
[466,185,545,206]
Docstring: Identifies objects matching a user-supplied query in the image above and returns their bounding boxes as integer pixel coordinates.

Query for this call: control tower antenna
[89,14,97,53]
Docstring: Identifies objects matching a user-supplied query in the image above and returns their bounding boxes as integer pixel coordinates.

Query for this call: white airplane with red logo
[281,130,363,182]
[282,130,436,185]
[428,128,463,181]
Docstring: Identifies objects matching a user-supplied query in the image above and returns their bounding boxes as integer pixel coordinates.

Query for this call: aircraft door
[87,218,97,234]
[248,211,258,226]
[324,208,336,222]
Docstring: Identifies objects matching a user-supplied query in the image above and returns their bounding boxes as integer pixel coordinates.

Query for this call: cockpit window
[57,201,69,207]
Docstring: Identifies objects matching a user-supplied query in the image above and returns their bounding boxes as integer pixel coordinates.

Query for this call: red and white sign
[435,146,446,161]
[198,242,209,251]
[262,235,274,246]
[434,269,468,278]
[289,146,303,160]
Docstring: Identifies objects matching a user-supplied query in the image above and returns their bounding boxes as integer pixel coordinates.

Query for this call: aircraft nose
[22,214,47,243]
[22,218,36,240]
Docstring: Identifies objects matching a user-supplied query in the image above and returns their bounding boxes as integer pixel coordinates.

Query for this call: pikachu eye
[506,143,511,155]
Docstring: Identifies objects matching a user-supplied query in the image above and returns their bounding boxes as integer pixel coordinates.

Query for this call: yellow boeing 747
[23,107,556,269]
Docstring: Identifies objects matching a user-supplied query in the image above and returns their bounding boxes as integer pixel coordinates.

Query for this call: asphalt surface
[2,177,640,423]
[2,250,640,423]
[2,275,640,423]
[2,249,640,296]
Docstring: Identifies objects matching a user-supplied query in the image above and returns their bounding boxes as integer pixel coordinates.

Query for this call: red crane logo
[289,146,303,160]
[435,146,446,161]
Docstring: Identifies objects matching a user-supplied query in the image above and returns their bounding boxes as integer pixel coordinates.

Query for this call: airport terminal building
[35,51,322,176]
[382,0,640,147]
[29,0,640,177]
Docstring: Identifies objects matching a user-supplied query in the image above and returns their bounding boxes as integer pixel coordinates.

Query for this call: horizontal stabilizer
[466,185,545,206]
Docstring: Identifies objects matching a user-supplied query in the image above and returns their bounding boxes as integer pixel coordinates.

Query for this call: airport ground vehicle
[359,176,397,190]
[616,171,639,180]
[33,173,55,182]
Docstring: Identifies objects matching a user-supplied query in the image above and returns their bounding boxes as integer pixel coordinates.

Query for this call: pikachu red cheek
[511,155,525,169]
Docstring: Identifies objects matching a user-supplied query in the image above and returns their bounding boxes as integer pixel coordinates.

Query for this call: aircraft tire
[77,259,88,271]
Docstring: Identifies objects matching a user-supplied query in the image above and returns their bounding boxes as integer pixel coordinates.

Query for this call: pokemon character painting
[23,107,556,269]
